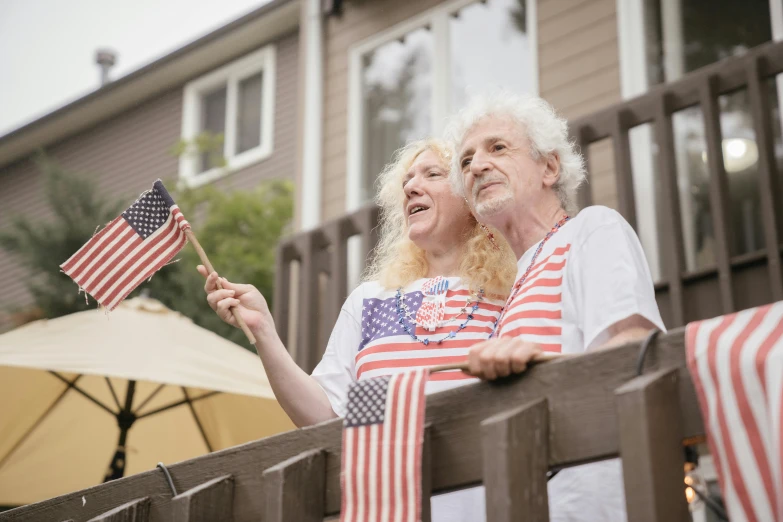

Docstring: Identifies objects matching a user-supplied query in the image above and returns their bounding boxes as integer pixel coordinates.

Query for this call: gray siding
[538,0,622,212]
[0,31,299,330]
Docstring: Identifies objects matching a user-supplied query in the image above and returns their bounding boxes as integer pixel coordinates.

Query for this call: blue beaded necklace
[394,285,484,345]
[489,215,570,338]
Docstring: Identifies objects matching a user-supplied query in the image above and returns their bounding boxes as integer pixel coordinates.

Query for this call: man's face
[457,116,550,225]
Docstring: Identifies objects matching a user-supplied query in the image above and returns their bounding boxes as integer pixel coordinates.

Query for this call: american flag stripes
[685,301,783,522]
[61,180,190,311]
[341,368,428,522]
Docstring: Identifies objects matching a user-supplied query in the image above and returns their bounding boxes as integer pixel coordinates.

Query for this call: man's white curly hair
[445,91,586,215]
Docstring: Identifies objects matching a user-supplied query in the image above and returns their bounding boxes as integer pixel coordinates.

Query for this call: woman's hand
[197,265,275,339]
[466,337,542,380]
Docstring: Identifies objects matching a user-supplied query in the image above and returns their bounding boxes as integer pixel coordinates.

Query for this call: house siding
[538,0,622,212]
[0,30,299,330]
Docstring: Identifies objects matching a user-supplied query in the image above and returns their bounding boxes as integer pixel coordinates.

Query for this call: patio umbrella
[0,297,294,506]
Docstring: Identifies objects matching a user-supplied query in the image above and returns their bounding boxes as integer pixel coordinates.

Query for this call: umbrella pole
[103,381,137,482]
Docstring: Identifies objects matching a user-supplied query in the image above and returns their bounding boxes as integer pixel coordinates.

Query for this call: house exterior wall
[0,31,299,329]
[536,0,622,211]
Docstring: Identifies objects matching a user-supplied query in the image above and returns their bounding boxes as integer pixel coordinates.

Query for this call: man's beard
[472,182,514,218]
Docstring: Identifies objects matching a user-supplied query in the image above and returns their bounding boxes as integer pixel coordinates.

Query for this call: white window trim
[345,0,539,212]
[179,44,277,189]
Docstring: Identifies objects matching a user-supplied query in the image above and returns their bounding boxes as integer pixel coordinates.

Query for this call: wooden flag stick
[185,229,257,345]
[429,351,567,374]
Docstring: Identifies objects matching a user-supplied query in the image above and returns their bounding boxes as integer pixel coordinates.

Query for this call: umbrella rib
[132,382,166,415]
[0,374,82,472]
[182,387,213,453]
[105,377,122,411]
[135,391,220,420]
[49,371,117,417]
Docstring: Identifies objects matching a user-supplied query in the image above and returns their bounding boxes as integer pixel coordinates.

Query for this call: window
[347,0,535,208]
[180,45,276,188]
[627,0,778,276]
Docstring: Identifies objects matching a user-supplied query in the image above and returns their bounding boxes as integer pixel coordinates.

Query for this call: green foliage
[0,156,126,320]
[170,132,227,170]
[0,155,293,349]
[146,180,294,346]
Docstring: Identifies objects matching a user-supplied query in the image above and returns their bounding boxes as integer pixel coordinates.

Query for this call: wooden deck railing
[2,327,703,521]
[275,39,783,374]
[570,39,783,329]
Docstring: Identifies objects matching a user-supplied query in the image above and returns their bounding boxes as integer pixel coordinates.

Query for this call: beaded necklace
[395,284,485,346]
[490,215,571,338]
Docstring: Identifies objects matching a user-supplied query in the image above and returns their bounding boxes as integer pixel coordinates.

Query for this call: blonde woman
[199,139,516,520]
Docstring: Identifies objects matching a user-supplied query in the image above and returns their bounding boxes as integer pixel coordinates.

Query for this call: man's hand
[466,337,542,380]
[197,265,275,339]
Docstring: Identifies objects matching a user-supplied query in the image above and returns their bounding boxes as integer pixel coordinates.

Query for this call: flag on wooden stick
[61,180,190,311]
[685,301,783,522]
[341,369,428,522]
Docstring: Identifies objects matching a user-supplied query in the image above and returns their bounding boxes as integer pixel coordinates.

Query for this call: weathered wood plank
[699,74,735,314]
[263,449,325,522]
[171,475,234,522]
[481,399,549,522]
[0,328,702,521]
[615,368,689,522]
[746,55,783,301]
[422,426,432,522]
[86,498,150,522]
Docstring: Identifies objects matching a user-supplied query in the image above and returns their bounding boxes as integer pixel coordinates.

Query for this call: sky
[0,0,271,136]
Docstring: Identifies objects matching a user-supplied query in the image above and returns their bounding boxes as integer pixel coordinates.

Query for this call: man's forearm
[254,333,338,427]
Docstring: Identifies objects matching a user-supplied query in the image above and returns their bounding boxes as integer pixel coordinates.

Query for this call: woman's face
[402,149,474,253]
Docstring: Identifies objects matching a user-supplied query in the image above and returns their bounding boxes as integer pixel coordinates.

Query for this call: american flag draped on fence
[61,180,190,311]
[341,368,428,522]
[685,301,783,522]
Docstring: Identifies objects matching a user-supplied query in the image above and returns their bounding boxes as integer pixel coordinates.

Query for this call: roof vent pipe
[95,49,117,86]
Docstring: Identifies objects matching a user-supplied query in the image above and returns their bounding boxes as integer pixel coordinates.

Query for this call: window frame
[179,44,277,188]
[344,0,539,211]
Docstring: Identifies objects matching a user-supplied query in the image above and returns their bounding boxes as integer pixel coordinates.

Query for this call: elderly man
[446,92,666,521]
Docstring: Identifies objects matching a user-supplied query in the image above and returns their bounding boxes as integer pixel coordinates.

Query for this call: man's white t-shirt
[495,205,666,522]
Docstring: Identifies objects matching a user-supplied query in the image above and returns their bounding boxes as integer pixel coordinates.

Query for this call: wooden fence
[274,39,783,374]
[2,327,703,521]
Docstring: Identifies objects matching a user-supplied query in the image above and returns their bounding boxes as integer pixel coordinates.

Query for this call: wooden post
[172,475,234,522]
[481,398,550,522]
[185,229,256,344]
[615,368,689,522]
[263,449,326,522]
[86,498,150,522]
[422,425,432,522]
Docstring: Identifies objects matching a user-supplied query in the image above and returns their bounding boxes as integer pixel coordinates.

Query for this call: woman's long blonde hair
[363,138,517,298]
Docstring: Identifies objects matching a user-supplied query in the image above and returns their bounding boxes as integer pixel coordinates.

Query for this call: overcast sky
[0,0,271,136]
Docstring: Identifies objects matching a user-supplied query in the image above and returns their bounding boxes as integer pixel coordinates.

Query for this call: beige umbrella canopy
[0,297,294,507]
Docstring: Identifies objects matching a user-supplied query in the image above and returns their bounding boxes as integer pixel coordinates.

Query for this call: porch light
[701,138,759,173]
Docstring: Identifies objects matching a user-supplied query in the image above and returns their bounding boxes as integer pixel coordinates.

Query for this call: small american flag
[61,180,190,311]
[341,368,428,522]
[685,301,783,522]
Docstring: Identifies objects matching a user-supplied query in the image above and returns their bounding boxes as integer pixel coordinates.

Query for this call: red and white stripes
[341,369,428,522]
[686,302,783,522]
[61,206,189,310]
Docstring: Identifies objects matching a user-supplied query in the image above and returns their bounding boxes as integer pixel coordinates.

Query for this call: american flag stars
[358,292,424,351]
[121,187,171,239]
